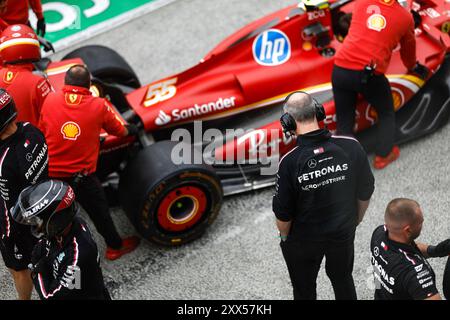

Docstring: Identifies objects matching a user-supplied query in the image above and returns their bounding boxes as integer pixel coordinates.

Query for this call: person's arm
[424,294,442,300]
[272,158,296,239]
[400,18,417,71]
[276,219,291,238]
[29,0,44,20]
[102,101,128,137]
[32,237,83,300]
[357,199,370,226]
[355,145,375,225]
[33,78,52,117]
[418,239,450,258]
[416,242,431,258]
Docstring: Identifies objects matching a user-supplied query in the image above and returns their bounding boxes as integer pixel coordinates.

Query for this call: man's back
[39,85,125,178]
[335,0,416,73]
[273,130,374,240]
[0,64,52,126]
[371,225,438,300]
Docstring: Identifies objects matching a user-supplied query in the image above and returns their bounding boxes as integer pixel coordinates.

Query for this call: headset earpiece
[280,112,297,137]
[314,101,326,122]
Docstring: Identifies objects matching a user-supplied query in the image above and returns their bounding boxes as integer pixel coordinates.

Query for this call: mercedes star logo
[308,159,317,169]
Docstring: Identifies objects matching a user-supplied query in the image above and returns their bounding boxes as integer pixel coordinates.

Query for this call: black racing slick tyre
[119,141,223,246]
[62,45,141,88]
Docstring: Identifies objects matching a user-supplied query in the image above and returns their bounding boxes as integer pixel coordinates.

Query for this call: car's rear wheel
[62,45,141,88]
[119,141,223,246]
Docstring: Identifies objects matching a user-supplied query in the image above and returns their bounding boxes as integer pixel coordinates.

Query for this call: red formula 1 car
[38,0,450,246]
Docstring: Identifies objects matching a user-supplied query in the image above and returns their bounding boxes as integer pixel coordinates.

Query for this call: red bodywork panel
[45,0,450,164]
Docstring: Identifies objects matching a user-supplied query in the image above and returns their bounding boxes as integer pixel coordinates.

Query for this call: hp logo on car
[253,29,291,66]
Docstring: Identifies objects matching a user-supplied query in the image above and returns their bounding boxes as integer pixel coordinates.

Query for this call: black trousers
[444,257,450,300]
[332,65,395,157]
[57,174,123,249]
[280,234,357,300]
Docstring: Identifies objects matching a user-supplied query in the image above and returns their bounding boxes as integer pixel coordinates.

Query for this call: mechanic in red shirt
[0,24,52,127]
[39,65,141,261]
[332,0,427,169]
[0,0,46,35]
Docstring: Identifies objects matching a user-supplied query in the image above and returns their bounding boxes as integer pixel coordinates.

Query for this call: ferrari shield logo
[61,121,81,141]
[3,71,16,84]
[64,93,82,105]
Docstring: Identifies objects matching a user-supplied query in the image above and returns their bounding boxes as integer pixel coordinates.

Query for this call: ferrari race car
[38,0,450,246]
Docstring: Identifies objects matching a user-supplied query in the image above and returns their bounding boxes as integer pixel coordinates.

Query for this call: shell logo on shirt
[61,121,81,141]
[64,93,82,105]
[367,13,387,32]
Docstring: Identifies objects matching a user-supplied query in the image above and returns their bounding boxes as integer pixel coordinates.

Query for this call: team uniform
[370,225,439,300]
[32,217,111,300]
[39,85,126,178]
[0,122,48,270]
[332,0,416,158]
[0,64,52,127]
[273,129,374,299]
[0,0,43,26]
[39,85,127,250]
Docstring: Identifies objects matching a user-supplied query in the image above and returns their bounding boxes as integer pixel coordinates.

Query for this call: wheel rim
[157,185,207,232]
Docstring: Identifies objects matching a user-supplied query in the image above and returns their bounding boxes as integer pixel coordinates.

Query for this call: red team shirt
[0,0,43,27]
[39,85,127,178]
[335,0,416,74]
[0,64,52,126]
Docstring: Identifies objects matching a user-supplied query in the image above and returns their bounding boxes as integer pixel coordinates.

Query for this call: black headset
[280,91,326,137]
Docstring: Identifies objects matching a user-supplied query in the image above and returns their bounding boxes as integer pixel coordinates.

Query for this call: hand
[37,18,46,37]
[410,62,430,80]
[125,124,139,136]
[31,239,50,265]
[427,239,450,258]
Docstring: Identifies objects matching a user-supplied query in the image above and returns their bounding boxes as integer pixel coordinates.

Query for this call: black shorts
[0,231,37,271]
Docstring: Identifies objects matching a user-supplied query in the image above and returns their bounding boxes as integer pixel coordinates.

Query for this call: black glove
[410,62,430,80]
[31,239,50,265]
[37,18,46,37]
[125,124,139,136]
[411,10,422,29]
[427,239,450,258]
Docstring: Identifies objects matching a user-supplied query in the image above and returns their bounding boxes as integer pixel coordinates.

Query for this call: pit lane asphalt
[1,0,448,300]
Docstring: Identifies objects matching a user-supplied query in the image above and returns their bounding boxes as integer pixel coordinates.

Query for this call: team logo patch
[367,13,387,32]
[253,29,291,66]
[314,147,324,155]
[307,159,317,169]
[3,70,16,84]
[0,91,11,110]
[64,93,82,105]
[61,122,81,141]
[379,0,395,6]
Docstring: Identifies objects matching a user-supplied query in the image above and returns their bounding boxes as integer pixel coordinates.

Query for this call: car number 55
[144,78,178,107]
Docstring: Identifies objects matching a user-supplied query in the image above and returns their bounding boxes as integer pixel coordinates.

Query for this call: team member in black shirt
[0,88,48,299]
[371,198,449,300]
[12,180,111,300]
[273,91,375,300]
